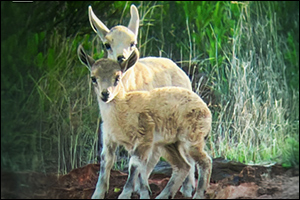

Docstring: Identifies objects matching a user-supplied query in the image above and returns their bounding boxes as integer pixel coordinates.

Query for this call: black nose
[101,89,109,102]
[117,55,125,63]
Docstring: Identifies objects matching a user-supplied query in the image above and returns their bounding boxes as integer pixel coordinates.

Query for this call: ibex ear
[88,5,110,42]
[120,47,139,72]
[77,45,95,71]
[127,5,139,40]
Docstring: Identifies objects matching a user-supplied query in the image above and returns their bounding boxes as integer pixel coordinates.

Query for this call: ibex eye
[130,42,135,48]
[114,75,120,86]
[104,43,111,50]
[91,77,97,84]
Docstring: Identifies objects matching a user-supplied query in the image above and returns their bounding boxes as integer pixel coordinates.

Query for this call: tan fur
[77,47,212,199]
[88,5,196,198]
[103,87,211,147]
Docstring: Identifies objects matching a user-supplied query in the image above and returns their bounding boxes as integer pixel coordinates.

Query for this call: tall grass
[136,1,299,166]
[1,28,104,173]
[1,1,298,174]
[182,1,299,165]
[34,32,103,174]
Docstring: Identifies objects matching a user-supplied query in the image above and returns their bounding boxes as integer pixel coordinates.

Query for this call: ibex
[78,46,212,199]
[88,4,198,198]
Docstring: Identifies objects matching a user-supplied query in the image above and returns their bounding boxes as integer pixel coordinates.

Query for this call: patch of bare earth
[1,158,299,199]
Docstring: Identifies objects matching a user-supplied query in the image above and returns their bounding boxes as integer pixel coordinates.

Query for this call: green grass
[1,29,104,173]
[136,1,299,167]
[1,1,298,174]
[202,1,299,166]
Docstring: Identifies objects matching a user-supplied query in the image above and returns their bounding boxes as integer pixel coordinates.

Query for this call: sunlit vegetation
[1,1,298,174]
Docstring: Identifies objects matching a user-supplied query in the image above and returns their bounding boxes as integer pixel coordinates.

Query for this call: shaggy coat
[88,5,195,197]
[78,46,212,199]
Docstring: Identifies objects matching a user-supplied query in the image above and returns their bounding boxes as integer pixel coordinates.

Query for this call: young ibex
[78,45,212,199]
[88,4,197,197]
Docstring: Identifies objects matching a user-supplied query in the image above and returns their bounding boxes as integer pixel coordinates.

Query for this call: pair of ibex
[77,4,212,199]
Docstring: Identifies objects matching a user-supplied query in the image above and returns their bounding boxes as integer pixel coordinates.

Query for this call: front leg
[118,144,152,199]
[119,112,154,199]
[134,147,161,194]
[91,141,117,199]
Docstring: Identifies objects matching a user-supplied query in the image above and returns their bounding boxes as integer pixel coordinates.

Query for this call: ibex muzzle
[100,89,109,102]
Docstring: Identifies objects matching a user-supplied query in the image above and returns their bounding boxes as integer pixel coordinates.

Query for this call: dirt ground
[1,158,299,199]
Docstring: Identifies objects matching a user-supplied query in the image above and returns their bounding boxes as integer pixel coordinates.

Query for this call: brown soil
[1,158,299,199]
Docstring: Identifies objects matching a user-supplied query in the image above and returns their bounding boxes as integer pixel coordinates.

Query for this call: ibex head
[77,45,139,102]
[88,5,139,64]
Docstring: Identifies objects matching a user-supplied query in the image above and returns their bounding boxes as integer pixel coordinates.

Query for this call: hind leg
[156,142,191,199]
[135,145,195,197]
[179,157,195,197]
[140,146,195,198]
[189,146,212,199]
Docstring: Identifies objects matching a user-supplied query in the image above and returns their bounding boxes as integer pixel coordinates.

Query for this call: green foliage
[285,32,299,90]
[206,1,299,167]
[1,1,299,174]
[1,1,103,172]
[281,137,299,168]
